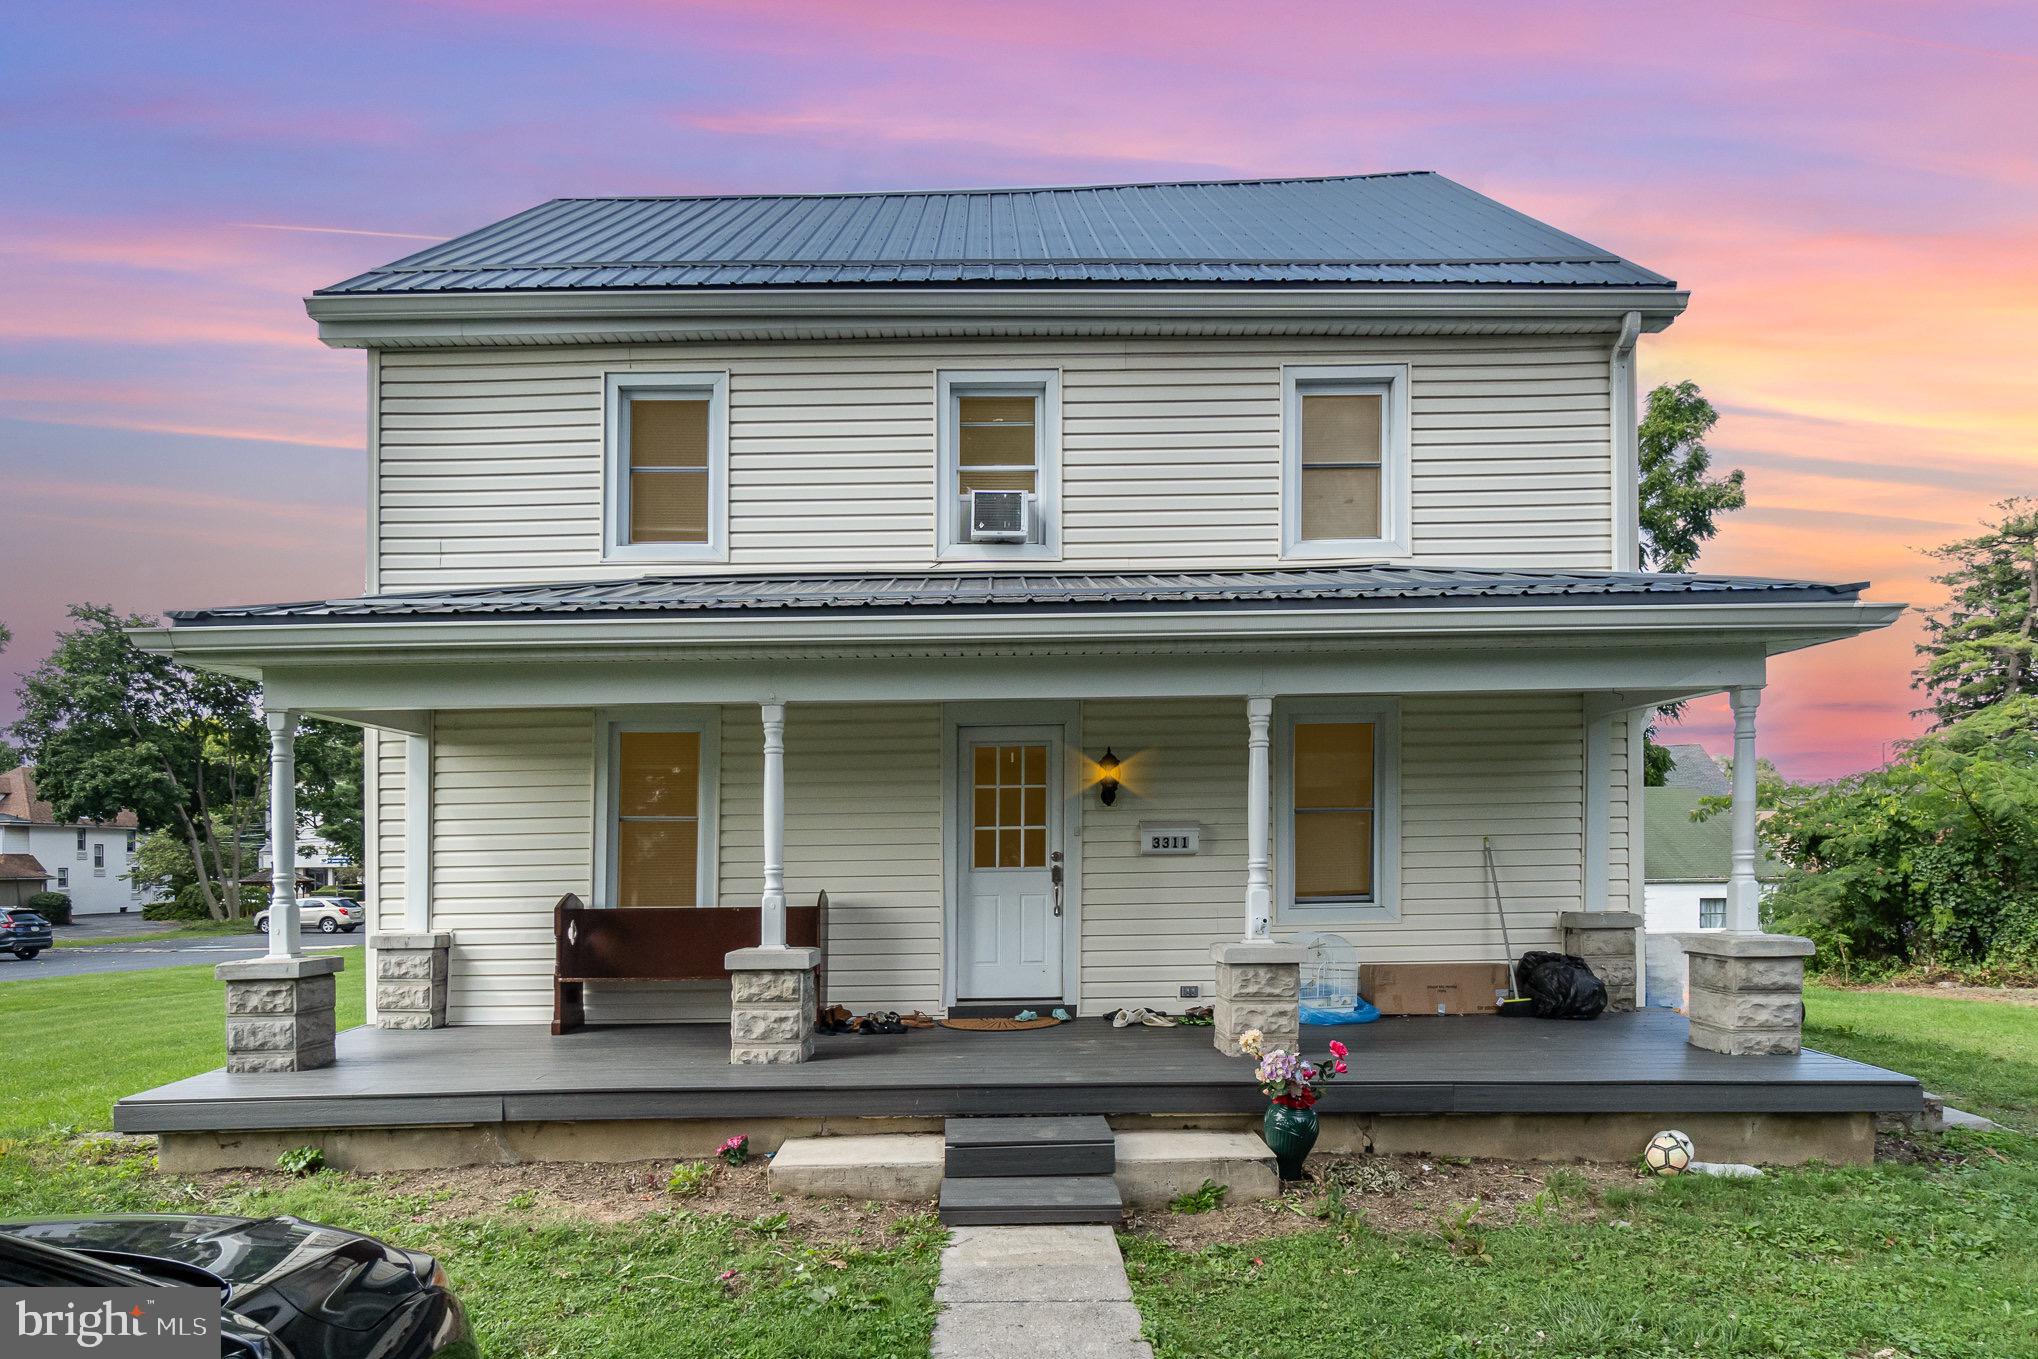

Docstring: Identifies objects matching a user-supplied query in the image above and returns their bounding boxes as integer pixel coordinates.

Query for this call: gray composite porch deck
[114,1010,1921,1134]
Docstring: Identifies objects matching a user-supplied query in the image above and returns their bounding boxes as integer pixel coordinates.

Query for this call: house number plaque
[1139,824,1201,855]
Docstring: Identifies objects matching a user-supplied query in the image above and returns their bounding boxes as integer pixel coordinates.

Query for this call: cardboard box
[1359,963,1514,1016]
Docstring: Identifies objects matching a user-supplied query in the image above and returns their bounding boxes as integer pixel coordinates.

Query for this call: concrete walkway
[932,1225,1152,1359]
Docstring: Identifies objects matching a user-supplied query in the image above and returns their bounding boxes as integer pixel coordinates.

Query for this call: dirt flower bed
[1124,1153,1643,1250]
[175,1151,936,1244]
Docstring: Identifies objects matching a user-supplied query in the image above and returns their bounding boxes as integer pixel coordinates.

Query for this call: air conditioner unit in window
[968,489,1033,543]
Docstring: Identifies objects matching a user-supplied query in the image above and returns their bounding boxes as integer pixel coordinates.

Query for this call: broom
[1484,837,1536,1017]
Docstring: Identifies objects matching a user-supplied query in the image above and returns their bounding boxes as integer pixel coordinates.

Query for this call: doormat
[938,1016,1065,1032]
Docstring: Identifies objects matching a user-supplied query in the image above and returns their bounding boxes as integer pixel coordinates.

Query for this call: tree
[1914,498,2038,726]
[0,621,15,773]
[11,605,265,920]
[1637,380,1747,573]
[1635,379,1749,782]
[1752,696,2038,974]
[295,719,364,867]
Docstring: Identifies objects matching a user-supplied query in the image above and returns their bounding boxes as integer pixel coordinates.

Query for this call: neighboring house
[1643,746,1783,1005]
[0,766,160,915]
[257,828,357,892]
[135,173,1899,1054]
[0,854,52,909]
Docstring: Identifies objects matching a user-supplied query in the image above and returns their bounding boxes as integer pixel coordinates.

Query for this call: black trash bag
[1515,951,1607,1020]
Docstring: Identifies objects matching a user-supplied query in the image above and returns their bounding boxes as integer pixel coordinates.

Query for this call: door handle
[1049,850,1064,917]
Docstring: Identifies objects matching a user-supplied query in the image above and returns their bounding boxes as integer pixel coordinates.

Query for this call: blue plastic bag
[1300,997,1381,1026]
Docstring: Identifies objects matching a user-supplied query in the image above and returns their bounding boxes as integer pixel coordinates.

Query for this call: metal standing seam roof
[168,567,1865,625]
[318,173,1675,296]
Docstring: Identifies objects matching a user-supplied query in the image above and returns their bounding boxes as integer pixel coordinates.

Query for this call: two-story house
[0,766,156,914]
[123,174,1914,1174]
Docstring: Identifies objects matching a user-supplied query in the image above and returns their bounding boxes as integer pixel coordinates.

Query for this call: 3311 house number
[1139,824,1201,855]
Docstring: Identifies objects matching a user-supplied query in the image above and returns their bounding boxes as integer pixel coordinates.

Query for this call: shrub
[276,1146,325,1177]
[149,884,267,922]
[23,891,70,924]
[667,1160,716,1197]
[1168,1179,1227,1214]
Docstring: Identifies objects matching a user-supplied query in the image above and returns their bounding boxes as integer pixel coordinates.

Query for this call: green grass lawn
[0,962,942,1358]
[1126,989,2038,1359]
[1804,984,2038,1133]
[0,957,363,1135]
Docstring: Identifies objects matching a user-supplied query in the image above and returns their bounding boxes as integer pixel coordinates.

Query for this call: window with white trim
[936,369,1060,558]
[602,372,729,562]
[56,867,68,889]
[92,843,105,876]
[1282,364,1410,558]
[1698,896,1726,930]
[596,717,720,909]
[75,829,86,858]
[1276,702,1400,922]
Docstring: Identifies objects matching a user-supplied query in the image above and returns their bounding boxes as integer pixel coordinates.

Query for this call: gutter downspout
[1611,310,1642,572]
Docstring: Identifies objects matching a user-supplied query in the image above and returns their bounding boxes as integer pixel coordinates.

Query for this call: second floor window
[1699,896,1726,929]
[1282,364,1410,559]
[93,843,105,874]
[603,372,728,562]
[937,370,1060,558]
[75,829,86,858]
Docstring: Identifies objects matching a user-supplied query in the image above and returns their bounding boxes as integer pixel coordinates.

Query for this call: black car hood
[2,1215,428,1334]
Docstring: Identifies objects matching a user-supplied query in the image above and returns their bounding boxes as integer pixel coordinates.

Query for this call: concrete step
[945,1116,1114,1178]
[939,1174,1124,1226]
[768,1133,945,1201]
[1112,1130,1278,1208]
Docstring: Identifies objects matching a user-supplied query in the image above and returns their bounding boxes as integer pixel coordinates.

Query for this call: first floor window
[1292,721,1377,903]
[1699,896,1726,929]
[603,373,728,562]
[613,730,704,908]
[56,867,68,889]
[1278,704,1399,920]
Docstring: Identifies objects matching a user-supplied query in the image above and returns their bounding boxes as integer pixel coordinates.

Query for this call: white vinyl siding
[359,692,1602,1021]
[719,704,946,1014]
[429,710,596,1025]
[373,334,1614,587]
[370,732,407,932]
[1080,694,1583,1015]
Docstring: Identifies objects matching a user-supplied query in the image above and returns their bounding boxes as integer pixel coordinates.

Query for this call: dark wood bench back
[551,893,828,1034]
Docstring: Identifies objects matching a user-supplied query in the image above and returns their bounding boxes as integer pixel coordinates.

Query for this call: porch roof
[167,566,1867,626]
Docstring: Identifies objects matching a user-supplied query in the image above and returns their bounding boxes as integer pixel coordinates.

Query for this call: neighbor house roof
[1644,787,1783,883]
[0,853,50,882]
[318,173,1675,296]
[1659,743,1730,796]
[0,767,139,829]
[167,567,1866,626]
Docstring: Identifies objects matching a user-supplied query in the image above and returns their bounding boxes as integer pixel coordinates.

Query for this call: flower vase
[1262,1100,1319,1180]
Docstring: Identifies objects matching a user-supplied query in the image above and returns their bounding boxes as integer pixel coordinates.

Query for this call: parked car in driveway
[254,898,361,934]
[0,909,53,959]
[0,1213,475,1358]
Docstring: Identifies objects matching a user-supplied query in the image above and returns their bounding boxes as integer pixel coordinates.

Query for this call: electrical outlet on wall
[1179,984,1200,999]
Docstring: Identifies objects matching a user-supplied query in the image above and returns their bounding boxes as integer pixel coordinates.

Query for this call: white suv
[253,899,362,935]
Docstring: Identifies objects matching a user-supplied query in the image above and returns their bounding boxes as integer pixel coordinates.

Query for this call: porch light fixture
[1097,748,1121,807]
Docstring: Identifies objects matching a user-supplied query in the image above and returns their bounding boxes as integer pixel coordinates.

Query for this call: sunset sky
[3,1,2034,779]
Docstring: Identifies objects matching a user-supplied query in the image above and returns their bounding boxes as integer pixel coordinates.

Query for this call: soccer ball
[1643,1129,1694,1176]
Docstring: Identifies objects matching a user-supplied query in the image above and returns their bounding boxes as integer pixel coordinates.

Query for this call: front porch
[116,1008,1920,1171]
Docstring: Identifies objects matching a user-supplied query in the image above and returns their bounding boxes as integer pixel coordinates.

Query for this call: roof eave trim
[304,285,1690,349]
[132,598,1903,662]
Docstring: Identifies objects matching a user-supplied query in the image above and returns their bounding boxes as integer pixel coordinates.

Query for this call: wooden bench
[551,892,828,1035]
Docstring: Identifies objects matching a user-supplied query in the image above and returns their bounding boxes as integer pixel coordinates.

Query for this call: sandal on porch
[900,1011,936,1029]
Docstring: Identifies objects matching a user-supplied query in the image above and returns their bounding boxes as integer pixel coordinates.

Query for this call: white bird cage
[1295,932,1360,1014]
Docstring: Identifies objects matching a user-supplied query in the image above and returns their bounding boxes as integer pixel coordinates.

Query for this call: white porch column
[1727,686,1763,932]
[759,701,788,949]
[1243,697,1274,940]
[265,708,300,959]
[404,726,433,932]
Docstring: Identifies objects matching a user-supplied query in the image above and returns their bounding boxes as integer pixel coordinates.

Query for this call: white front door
[958,729,1063,1000]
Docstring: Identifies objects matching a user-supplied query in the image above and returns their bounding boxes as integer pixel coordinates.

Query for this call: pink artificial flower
[1328,1040,1348,1058]
[1334,1059,1347,1074]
